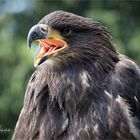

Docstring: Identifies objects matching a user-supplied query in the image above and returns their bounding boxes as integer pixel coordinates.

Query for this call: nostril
[40,27,47,33]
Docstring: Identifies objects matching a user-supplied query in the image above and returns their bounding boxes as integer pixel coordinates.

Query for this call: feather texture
[13,11,140,140]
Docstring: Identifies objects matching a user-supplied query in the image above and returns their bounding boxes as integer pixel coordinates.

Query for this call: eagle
[12,11,140,140]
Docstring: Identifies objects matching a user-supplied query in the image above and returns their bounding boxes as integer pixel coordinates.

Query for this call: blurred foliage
[0,0,140,139]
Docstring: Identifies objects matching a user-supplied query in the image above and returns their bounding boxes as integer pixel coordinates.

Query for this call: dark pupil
[62,28,70,34]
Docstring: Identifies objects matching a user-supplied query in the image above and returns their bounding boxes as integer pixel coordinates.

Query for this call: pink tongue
[39,39,64,49]
[47,47,55,53]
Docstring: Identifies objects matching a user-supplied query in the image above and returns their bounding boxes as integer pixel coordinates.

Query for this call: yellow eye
[61,27,71,35]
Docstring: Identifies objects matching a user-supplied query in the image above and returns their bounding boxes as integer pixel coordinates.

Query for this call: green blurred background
[0,0,140,139]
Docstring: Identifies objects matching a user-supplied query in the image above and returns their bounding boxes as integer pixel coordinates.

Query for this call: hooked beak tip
[27,24,48,49]
[27,36,32,49]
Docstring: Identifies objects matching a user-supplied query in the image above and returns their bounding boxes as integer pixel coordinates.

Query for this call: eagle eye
[61,27,71,35]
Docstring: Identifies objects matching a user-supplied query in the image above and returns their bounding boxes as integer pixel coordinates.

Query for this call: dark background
[0,0,140,139]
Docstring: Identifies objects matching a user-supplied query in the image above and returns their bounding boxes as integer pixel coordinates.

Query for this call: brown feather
[13,11,140,140]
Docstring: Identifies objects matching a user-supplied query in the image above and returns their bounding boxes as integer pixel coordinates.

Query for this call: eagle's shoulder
[111,54,140,138]
[113,54,140,107]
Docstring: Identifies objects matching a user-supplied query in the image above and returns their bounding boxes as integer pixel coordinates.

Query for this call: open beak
[27,24,67,67]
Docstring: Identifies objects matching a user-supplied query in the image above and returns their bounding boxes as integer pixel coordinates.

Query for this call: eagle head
[27,11,119,73]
